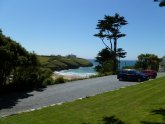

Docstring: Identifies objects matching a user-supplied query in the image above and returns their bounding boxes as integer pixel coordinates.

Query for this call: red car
[142,70,157,79]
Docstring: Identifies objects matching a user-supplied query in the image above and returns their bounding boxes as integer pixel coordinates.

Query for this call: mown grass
[1,77,165,124]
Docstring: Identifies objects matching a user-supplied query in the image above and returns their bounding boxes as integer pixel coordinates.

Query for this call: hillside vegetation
[37,55,93,71]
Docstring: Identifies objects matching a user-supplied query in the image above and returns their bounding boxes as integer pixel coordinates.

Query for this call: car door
[121,70,128,80]
[127,70,137,81]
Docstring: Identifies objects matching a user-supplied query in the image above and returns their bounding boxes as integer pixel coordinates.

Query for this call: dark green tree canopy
[94,13,128,51]
[0,29,53,92]
[135,54,161,71]
[0,32,28,85]
[154,0,165,7]
[95,47,126,74]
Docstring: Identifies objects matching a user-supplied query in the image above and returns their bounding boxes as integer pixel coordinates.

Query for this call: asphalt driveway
[0,73,165,117]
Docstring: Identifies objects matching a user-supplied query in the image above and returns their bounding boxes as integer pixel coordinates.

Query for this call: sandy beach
[52,72,85,80]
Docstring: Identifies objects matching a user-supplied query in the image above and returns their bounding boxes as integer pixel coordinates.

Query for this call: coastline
[52,72,85,80]
[51,60,136,81]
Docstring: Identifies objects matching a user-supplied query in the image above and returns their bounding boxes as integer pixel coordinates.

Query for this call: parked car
[142,70,157,79]
[117,69,149,82]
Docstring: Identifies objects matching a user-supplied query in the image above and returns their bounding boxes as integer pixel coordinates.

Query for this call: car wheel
[137,78,141,82]
[119,77,123,81]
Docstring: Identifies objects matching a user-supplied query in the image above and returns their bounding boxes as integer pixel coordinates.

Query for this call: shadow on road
[0,91,33,110]
[0,88,45,110]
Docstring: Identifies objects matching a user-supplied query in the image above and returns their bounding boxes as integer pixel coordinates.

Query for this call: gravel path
[1,73,165,117]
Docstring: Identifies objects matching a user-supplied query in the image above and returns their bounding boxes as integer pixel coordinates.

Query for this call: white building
[159,56,165,72]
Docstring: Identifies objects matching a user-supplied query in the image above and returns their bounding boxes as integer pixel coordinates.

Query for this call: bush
[55,77,65,84]
[11,67,53,91]
[43,77,55,86]
[0,30,55,92]
[95,60,114,74]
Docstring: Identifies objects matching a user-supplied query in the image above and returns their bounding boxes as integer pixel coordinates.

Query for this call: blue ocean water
[120,60,136,69]
[54,60,136,77]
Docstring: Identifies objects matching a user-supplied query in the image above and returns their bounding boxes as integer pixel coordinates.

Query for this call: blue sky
[0,0,164,60]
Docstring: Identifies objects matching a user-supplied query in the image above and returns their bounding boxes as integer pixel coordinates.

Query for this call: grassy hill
[37,55,93,71]
[1,76,165,123]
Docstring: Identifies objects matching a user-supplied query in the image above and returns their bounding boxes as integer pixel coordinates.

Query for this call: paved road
[1,73,165,117]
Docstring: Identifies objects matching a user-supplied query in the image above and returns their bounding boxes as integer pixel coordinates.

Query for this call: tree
[154,0,165,7]
[116,48,127,70]
[0,33,28,86]
[95,48,114,74]
[94,13,128,73]
[0,30,52,91]
[95,47,126,74]
[135,54,161,71]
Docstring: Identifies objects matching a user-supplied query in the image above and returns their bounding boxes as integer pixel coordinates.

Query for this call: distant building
[159,56,165,72]
[66,54,77,58]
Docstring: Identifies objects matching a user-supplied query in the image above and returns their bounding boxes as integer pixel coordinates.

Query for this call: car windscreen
[120,70,127,74]
[128,71,136,74]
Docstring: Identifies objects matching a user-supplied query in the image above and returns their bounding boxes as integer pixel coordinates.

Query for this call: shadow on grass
[102,115,125,124]
[82,115,125,124]
[0,88,45,110]
[141,108,165,124]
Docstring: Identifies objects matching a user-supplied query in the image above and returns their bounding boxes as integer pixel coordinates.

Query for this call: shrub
[55,77,65,84]
[11,67,53,91]
[43,77,55,86]
[95,60,114,74]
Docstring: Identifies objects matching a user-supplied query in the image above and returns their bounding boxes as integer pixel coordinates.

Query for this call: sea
[54,60,136,77]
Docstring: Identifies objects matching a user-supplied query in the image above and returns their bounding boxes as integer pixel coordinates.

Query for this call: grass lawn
[1,77,165,124]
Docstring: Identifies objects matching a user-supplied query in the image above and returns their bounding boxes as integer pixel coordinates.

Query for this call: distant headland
[37,55,93,71]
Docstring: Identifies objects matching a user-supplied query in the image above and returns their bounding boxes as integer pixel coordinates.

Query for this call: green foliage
[155,0,165,7]
[94,14,127,45]
[135,54,161,71]
[38,55,93,71]
[95,48,114,74]
[43,77,55,86]
[0,30,52,92]
[12,67,40,90]
[0,31,28,87]
[95,48,126,74]
[96,61,114,74]
[37,56,50,64]
[10,63,52,91]
[159,1,165,7]
[96,48,115,64]
[55,77,65,84]
[72,58,93,67]
[45,59,68,71]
